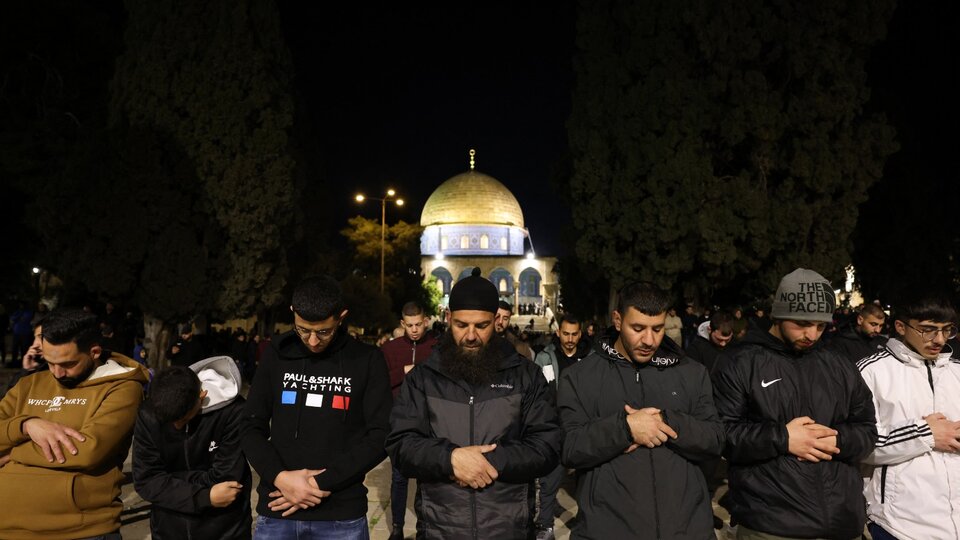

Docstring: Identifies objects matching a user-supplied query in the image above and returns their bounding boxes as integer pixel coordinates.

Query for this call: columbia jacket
[241,330,392,521]
[858,339,960,539]
[0,353,149,539]
[712,329,877,539]
[133,356,252,540]
[558,335,723,539]
[386,337,561,539]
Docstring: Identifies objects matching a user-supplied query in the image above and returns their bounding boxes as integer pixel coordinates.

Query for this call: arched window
[460,236,469,249]
[441,236,448,250]
[480,234,489,249]
[500,236,507,250]
[499,278,507,292]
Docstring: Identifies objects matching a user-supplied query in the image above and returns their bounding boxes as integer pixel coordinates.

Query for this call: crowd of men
[1,266,958,540]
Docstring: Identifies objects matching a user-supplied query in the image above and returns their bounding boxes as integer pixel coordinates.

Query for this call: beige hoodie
[0,353,149,539]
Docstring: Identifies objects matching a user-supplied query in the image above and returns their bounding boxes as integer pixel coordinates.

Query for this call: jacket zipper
[634,362,661,538]
[925,361,935,394]
[880,465,888,503]
[469,395,478,540]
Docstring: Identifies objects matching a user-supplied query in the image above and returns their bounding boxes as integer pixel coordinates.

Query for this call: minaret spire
[469,148,476,170]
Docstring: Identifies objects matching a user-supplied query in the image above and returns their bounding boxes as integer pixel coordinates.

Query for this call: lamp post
[355,189,404,294]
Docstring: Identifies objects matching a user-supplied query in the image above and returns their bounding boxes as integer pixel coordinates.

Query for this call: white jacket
[857,338,960,540]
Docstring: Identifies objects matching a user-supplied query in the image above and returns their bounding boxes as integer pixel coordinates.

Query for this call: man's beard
[438,332,502,386]
[55,363,96,389]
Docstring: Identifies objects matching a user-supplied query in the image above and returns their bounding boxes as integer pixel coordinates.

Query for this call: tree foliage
[566,0,898,302]
[108,0,300,318]
[341,216,432,328]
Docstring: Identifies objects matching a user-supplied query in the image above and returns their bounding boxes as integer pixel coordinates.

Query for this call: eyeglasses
[294,324,338,340]
[905,323,958,342]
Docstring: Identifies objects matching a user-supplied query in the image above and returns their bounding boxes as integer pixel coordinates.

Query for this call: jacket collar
[596,333,681,368]
[885,337,953,368]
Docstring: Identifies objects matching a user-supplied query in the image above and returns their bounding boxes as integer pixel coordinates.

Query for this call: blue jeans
[390,464,409,526]
[254,515,369,540]
[867,523,899,540]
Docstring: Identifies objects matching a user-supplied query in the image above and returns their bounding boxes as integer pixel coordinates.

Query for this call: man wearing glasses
[712,268,877,539]
[857,296,960,540]
[241,276,392,539]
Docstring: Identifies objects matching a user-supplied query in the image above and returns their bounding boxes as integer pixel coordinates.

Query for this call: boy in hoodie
[558,282,724,539]
[242,276,392,539]
[0,308,149,540]
[857,296,960,540]
[133,357,252,539]
[712,268,877,539]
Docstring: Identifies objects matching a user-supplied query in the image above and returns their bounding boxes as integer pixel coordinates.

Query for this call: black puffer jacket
[558,335,723,539]
[386,337,561,540]
[712,329,877,539]
[824,325,886,363]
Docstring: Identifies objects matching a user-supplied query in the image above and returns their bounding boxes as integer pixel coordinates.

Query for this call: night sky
[1,1,957,297]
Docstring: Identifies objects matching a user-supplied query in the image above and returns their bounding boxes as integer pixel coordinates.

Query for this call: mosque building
[420,150,559,316]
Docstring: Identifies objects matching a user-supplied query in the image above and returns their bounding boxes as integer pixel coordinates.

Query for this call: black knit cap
[449,267,499,314]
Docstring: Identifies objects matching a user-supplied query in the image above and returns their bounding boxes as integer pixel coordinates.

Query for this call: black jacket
[241,330,392,521]
[712,329,877,539]
[824,326,886,363]
[685,335,723,373]
[132,357,252,540]
[386,337,561,540]
[558,335,723,540]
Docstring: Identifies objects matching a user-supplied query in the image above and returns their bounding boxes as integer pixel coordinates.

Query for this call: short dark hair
[559,314,581,329]
[41,309,100,350]
[401,301,425,317]
[616,282,672,316]
[859,303,886,319]
[498,300,513,313]
[292,276,345,321]
[148,366,202,424]
[710,310,735,333]
[894,297,957,325]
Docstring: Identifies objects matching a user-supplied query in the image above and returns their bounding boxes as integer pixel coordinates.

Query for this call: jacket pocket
[880,465,888,504]
[0,466,83,532]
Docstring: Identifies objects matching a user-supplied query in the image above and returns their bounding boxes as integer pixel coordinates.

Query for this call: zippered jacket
[533,336,590,391]
[0,353,149,539]
[825,325,886,363]
[857,338,960,539]
[241,330,392,521]
[381,332,438,397]
[712,329,877,539]
[558,335,723,539]
[386,337,561,539]
[133,356,252,539]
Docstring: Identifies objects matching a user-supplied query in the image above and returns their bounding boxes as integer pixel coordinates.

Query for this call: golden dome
[420,170,525,227]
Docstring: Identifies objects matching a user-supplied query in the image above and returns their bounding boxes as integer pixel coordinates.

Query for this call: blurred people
[664,307,683,345]
[686,310,735,373]
[827,303,887,363]
[168,322,210,367]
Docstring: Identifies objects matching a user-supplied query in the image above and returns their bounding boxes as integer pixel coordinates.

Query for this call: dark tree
[566,0,897,304]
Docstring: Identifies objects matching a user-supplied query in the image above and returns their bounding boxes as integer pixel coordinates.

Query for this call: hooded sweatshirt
[0,352,149,540]
[241,330,392,521]
[558,334,723,539]
[133,355,252,540]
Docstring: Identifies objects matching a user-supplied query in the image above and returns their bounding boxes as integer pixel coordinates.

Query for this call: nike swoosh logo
[761,378,782,388]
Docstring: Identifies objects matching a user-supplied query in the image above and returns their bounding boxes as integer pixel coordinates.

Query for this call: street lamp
[355,189,404,294]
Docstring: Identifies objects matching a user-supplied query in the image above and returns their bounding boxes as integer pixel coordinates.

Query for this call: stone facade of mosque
[420,153,559,313]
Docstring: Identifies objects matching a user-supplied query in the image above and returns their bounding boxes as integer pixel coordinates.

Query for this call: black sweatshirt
[241,330,392,520]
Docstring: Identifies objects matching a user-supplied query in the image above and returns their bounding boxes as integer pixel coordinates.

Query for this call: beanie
[771,268,836,322]
[449,268,499,314]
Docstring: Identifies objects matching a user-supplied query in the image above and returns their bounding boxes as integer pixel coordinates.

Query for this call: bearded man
[386,267,560,540]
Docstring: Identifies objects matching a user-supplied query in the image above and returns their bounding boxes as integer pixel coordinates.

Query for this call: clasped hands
[450,443,498,489]
[624,405,678,453]
[268,469,331,517]
[786,416,839,462]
